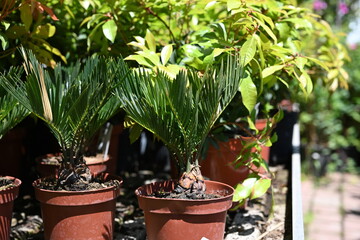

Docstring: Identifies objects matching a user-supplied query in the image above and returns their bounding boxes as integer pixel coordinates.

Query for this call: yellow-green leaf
[247,116,257,132]
[233,178,257,202]
[137,50,161,66]
[124,55,153,68]
[34,24,56,39]
[145,29,156,52]
[295,57,308,70]
[0,34,8,50]
[128,41,147,50]
[213,48,225,57]
[158,65,182,79]
[134,36,145,45]
[306,57,329,71]
[34,38,67,63]
[255,18,277,44]
[161,45,173,65]
[239,35,257,66]
[227,0,242,11]
[20,3,32,31]
[102,19,117,43]
[327,69,338,80]
[80,16,92,27]
[239,75,257,113]
[79,0,91,9]
[250,179,271,200]
[262,65,284,78]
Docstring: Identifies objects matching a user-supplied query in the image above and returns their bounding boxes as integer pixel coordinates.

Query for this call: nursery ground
[9,166,289,240]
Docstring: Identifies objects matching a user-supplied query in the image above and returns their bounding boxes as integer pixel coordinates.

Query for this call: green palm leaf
[117,55,243,172]
[0,67,30,139]
[0,48,129,166]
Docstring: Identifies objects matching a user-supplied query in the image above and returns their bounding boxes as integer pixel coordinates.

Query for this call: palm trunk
[176,163,206,193]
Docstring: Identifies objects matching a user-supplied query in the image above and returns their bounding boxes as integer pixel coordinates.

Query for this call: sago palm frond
[117,55,243,172]
[0,48,129,165]
[0,67,30,139]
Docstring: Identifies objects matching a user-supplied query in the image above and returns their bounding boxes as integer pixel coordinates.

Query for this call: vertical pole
[292,119,305,240]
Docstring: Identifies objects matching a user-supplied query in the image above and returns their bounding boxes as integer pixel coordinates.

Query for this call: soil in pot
[136,179,234,240]
[0,176,21,240]
[33,173,122,240]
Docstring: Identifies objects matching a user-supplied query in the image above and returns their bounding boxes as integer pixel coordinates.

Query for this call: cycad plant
[0,68,30,139]
[117,55,243,193]
[0,49,129,189]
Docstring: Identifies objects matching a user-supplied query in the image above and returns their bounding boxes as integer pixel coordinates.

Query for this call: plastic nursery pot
[136,180,234,240]
[201,138,251,187]
[33,173,122,240]
[0,176,21,240]
[36,153,110,178]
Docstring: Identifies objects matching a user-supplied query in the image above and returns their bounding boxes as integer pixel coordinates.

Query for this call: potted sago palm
[116,55,243,240]
[0,48,129,240]
[0,68,29,240]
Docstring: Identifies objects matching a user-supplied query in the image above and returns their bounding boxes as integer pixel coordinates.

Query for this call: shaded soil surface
[0,176,15,191]
[10,166,288,240]
[34,177,121,191]
[150,190,221,200]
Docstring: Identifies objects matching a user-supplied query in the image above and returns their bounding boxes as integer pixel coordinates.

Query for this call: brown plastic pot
[33,173,122,240]
[36,153,110,178]
[201,138,251,187]
[136,180,234,240]
[0,176,21,240]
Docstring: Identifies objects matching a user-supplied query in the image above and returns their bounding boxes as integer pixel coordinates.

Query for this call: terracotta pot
[0,176,21,240]
[136,180,234,240]
[201,138,251,187]
[33,173,122,240]
[84,154,110,175]
[36,153,110,178]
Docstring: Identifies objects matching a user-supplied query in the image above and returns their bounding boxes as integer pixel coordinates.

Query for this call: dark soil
[0,176,15,191]
[34,177,121,191]
[10,166,289,240]
[150,190,221,200]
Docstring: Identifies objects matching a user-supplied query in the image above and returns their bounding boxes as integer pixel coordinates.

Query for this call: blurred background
[0,0,359,239]
[298,1,360,240]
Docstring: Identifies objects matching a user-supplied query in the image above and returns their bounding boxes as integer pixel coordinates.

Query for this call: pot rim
[36,153,111,166]
[32,173,122,194]
[135,179,234,202]
[0,175,22,191]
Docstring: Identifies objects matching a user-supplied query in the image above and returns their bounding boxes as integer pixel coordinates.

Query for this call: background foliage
[1,0,358,174]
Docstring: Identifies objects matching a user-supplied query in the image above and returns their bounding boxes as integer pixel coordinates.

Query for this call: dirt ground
[10,166,289,240]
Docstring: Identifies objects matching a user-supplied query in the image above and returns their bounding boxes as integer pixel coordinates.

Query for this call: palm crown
[117,55,243,190]
[0,49,129,184]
